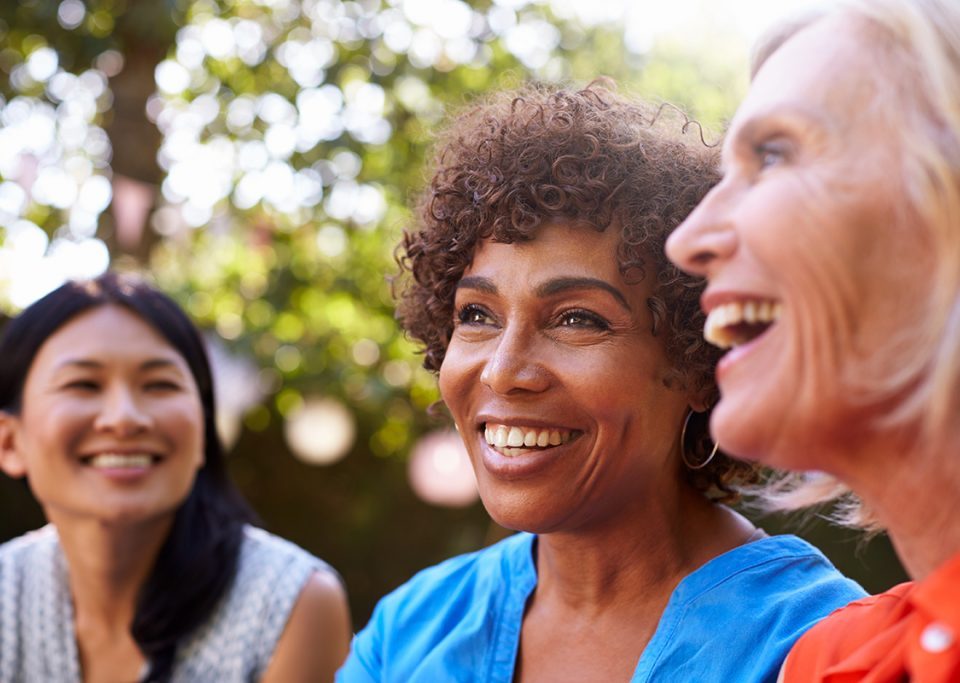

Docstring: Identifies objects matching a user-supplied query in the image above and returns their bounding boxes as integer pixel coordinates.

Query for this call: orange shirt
[783,552,960,682]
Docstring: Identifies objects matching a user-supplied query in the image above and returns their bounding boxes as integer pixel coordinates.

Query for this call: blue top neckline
[491,532,836,680]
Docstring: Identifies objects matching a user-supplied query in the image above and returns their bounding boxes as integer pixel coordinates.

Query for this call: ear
[686,389,712,415]
[0,411,27,479]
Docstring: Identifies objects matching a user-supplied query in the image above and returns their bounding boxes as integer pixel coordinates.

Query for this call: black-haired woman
[0,273,351,682]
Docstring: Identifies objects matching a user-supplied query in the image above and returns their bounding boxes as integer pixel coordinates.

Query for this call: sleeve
[0,545,15,682]
[335,600,386,683]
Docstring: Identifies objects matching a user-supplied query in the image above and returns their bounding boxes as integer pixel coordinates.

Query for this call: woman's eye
[755,142,786,169]
[64,380,99,391]
[145,380,181,392]
[456,304,493,326]
[558,309,609,330]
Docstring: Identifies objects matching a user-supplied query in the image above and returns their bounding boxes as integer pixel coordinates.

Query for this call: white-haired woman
[667,0,960,680]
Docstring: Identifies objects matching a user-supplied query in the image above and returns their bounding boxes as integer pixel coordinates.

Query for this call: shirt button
[920,622,955,653]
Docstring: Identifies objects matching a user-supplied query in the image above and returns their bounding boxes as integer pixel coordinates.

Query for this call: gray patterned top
[0,525,328,682]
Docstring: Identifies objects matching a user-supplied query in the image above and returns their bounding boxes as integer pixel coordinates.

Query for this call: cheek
[437,360,455,402]
[13,418,77,504]
[579,348,678,421]
[728,183,912,458]
[764,177,864,297]
[163,399,206,464]
[189,420,205,467]
[592,340,671,389]
[755,183,868,369]
[20,404,88,460]
[437,345,470,410]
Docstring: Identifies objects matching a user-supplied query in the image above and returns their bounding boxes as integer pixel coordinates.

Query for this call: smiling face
[665,15,937,473]
[0,305,205,526]
[439,221,695,534]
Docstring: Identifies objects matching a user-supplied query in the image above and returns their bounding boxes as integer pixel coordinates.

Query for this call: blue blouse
[338,533,865,683]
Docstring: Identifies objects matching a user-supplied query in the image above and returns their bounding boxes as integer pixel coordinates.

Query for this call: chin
[479,492,561,535]
[712,395,839,473]
[712,396,786,465]
[480,497,533,533]
[90,499,182,528]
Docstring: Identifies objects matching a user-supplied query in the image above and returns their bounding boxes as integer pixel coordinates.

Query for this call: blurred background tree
[0,0,906,625]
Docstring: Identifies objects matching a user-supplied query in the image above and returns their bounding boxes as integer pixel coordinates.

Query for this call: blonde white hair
[749,0,960,527]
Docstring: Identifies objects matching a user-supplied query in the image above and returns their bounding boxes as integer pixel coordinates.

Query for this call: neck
[534,485,754,613]
[838,431,960,580]
[49,512,174,634]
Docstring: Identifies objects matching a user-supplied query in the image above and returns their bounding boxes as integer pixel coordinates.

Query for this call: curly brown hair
[396,82,759,501]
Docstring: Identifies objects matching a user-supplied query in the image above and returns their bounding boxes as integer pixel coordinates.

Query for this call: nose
[93,385,151,436]
[479,326,550,396]
[665,183,738,277]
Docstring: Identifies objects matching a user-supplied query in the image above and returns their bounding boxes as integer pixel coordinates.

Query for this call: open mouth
[79,453,161,469]
[482,423,580,457]
[704,300,782,350]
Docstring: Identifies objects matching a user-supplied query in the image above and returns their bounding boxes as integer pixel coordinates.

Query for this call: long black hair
[0,272,256,682]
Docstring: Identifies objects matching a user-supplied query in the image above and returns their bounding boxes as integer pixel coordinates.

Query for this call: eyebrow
[538,277,631,311]
[737,104,829,138]
[723,105,830,165]
[456,275,631,311]
[456,276,498,295]
[55,358,182,372]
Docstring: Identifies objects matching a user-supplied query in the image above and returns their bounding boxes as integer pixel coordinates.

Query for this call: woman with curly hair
[337,84,863,683]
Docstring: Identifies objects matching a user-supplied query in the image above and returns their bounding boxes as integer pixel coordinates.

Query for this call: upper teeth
[87,453,153,469]
[483,424,572,453]
[704,300,782,349]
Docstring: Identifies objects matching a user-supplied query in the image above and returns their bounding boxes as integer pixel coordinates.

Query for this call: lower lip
[715,326,776,381]
[478,434,576,480]
[84,464,156,481]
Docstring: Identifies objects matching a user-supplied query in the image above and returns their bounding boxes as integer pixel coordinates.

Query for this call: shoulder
[338,533,535,682]
[783,583,914,681]
[260,570,352,683]
[0,526,65,681]
[0,527,59,622]
[234,525,342,595]
[641,535,867,682]
[238,525,344,596]
[0,526,59,578]
[0,525,58,560]
[697,534,866,599]
[238,525,324,570]
[175,526,343,679]
[238,523,344,599]
[231,525,339,618]
[287,570,350,626]
[696,534,867,624]
[371,532,532,624]
[799,582,913,635]
[274,567,351,640]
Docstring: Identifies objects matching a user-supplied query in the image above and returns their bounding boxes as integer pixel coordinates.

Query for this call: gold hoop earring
[680,410,719,471]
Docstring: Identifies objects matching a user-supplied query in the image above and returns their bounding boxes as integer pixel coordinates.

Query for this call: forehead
[31,305,185,372]
[463,220,659,304]
[729,14,886,147]
[468,220,626,279]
